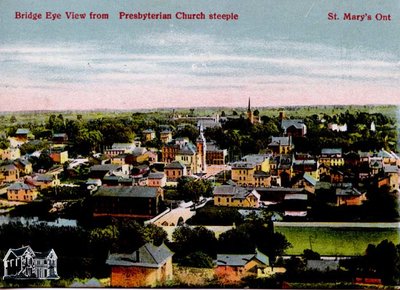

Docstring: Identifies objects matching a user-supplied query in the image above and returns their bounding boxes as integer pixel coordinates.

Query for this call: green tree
[365,240,400,285]
[0,137,10,150]
[302,249,321,260]
[172,226,218,260]
[143,224,168,246]
[179,251,215,268]
[177,177,213,203]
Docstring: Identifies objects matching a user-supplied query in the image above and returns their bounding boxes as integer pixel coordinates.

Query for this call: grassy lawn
[275,226,400,256]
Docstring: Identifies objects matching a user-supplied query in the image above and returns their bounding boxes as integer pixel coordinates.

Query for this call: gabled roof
[106,243,173,268]
[35,249,58,259]
[214,185,248,196]
[217,249,269,267]
[281,119,305,130]
[177,145,196,155]
[3,246,34,261]
[148,172,165,179]
[93,186,158,198]
[214,185,259,200]
[165,161,186,169]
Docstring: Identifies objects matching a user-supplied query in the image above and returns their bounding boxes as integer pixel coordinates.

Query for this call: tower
[196,124,207,173]
[247,97,254,124]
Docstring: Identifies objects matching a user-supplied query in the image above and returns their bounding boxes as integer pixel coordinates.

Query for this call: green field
[275,226,400,256]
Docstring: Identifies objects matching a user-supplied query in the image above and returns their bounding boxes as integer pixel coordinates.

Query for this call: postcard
[0,0,399,288]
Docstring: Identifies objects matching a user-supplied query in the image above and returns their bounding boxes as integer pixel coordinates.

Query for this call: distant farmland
[275,226,400,256]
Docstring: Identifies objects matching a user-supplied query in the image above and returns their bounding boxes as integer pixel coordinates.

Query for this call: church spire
[248,97,251,112]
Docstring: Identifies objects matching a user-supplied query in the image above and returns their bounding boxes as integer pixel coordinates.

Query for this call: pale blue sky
[0,0,398,111]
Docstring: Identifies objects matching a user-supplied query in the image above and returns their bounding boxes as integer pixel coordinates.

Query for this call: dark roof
[177,144,196,155]
[35,249,57,259]
[165,161,186,169]
[217,250,269,267]
[321,148,342,155]
[9,246,32,257]
[293,159,316,166]
[281,119,305,130]
[93,186,159,198]
[106,243,173,268]
[216,254,254,266]
[214,185,248,196]
[90,164,121,172]
[214,185,258,200]
[148,172,165,179]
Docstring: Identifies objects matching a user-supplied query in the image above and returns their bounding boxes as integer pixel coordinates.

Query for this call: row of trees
[171,212,291,268]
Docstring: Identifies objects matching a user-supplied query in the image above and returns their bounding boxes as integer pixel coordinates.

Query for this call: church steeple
[247,97,253,123]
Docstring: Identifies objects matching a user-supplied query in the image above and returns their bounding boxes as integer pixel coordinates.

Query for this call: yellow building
[7,182,38,202]
[143,129,156,142]
[213,185,260,208]
[175,144,198,175]
[231,155,271,187]
[268,137,293,155]
[319,148,344,167]
[50,150,69,164]
[0,147,21,161]
[0,164,20,183]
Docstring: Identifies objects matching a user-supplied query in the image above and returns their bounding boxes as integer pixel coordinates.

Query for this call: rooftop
[164,161,186,169]
[93,186,159,198]
[106,243,173,268]
[8,182,35,191]
[281,119,305,130]
[16,128,30,135]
